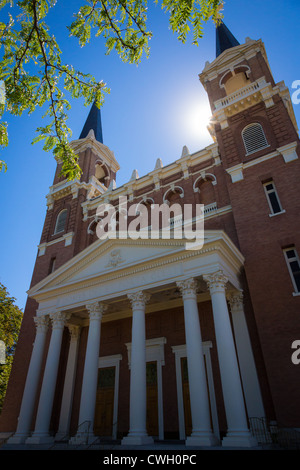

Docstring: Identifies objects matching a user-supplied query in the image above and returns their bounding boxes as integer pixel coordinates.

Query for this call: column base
[186,432,219,447]
[222,430,258,448]
[121,433,154,446]
[7,433,29,445]
[25,433,55,445]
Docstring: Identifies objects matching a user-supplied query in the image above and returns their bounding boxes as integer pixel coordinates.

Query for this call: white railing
[214,79,268,111]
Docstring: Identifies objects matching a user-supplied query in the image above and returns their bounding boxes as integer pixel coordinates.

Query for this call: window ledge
[292,292,300,297]
[269,210,286,218]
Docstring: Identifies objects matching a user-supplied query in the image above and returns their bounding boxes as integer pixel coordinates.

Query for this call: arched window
[242,123,269,155]
[54,209,68,234]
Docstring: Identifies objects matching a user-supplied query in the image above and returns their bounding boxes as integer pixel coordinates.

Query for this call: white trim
[163,186,184,204]
[98,354,122,440]
[37,232,74,256]
[193,173,217,193]
[278,142,298,163]
[171,342,219,441]
[125,337,166,440]
[268,210,286,218]
[263,180,283,215]
[283,247,300,294]
[226,148,289,183]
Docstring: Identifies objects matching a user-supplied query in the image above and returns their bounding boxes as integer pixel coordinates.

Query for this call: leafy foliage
[0,0,223,180]
[0,283,23,413]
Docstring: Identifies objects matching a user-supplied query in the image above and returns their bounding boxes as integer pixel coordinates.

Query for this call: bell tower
[199,22,299,174]
[200,23,300,426]
[36,102,120,282]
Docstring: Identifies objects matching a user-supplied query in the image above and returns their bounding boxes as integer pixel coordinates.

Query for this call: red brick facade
[1,32,300,441]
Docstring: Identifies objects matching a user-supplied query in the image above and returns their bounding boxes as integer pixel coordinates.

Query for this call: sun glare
[183,100,213,140]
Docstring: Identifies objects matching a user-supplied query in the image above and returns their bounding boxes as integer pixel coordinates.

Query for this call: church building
[0,23,299,448]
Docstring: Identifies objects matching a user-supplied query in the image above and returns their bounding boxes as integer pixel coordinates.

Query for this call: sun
[180,98,213,144]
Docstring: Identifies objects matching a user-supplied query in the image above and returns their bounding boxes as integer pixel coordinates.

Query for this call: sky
[0,0,300,310]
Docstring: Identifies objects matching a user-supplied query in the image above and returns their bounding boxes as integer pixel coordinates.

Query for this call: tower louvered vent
[242,123,268,155]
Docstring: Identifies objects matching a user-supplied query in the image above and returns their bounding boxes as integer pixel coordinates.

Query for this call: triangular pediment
[28,230,244,307]
[28,237,190,297]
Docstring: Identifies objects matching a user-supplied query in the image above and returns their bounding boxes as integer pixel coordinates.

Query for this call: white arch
[219,65,251,89]
[193,173,217,193]
[136,197,155,213]
[163,186,184,204]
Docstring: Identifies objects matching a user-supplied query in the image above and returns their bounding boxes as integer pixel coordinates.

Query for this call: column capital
[176,278,198,299]
[128,291,150,310]
[67,324,81,341]
[228,291,244,313]
[203,270,228,294]
[86,302,107,320]
[34,315,50,334]
[50,311,71,329]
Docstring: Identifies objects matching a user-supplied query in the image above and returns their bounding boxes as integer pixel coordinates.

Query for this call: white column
[177,278,219,446]
[203,271,257,448]
[55,325,81,441]
[228,291,265,419]
[70,302,106,445]
[8,315,49,444]
[122,291,153,446]
[26,311,70,444]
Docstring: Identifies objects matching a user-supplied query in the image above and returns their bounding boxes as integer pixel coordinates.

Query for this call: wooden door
[94,366,115,437]
[146,361,159,437]
[181,357,192,436]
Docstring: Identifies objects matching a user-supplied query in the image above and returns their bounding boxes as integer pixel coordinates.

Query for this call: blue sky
[1,0,300,310]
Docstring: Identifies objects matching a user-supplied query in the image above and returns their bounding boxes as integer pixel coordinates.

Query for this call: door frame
[98,354,122,440]
[172,342,219,440]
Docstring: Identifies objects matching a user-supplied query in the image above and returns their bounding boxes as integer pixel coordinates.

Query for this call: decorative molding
[203,270,228,294]
[127,291,151,309]
[38,232,74,256]
[86,302,107,320]
[176,278,198,299]
[28,232,245,310]
[193,172,217,192]
[106,249,124,268]
[226,148,291,183]
[67,324,81,341]
[81,144,220,214]
[227,291,244,313]
[34,315,50,334]
[50,311,71,329]
[277,141,298,163]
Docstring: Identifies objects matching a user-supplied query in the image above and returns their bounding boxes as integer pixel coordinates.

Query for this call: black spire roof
[216,22,240,57]
[79,101,103,143]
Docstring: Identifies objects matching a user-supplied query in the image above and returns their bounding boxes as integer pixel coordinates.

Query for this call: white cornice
[46,177,107,208]
[81,142,220,216]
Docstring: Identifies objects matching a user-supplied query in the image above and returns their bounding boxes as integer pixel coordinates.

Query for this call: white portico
[8,230,263,447]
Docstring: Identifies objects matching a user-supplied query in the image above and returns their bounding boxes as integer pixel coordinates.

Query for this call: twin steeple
[216,21,240,57]
[79,101,103,143]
